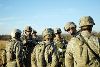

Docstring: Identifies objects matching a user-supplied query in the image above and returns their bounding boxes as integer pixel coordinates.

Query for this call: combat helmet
[24,26,32,32]
[79,16,95,27]
[42,28,54,38]
[64,22,76,31]
[11,29,21,38]
[32,29,37,33]
[54,28,62,34]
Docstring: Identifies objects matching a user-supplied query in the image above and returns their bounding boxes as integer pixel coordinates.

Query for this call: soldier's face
[44,34,52,41]
[26,31,31,36]
[55,33,61,38]
[67,27,76,35]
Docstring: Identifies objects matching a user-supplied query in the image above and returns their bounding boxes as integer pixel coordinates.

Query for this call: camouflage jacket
[31,41,58,67]
[6,38,23,67]
[21,35,37,54]
[65,31,100,67]
[54,38,67,67]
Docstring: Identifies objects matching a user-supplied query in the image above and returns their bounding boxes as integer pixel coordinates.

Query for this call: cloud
[0,16,23,21]
[0,2,12,10]
[0,17,14,21]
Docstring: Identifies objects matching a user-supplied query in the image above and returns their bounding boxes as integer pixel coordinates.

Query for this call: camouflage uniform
[31,28,58,67]
[6,29,24,67]
[21,26,36,67]
[65,16,100,67]
[54,28,67,67]
[1,49,6,67]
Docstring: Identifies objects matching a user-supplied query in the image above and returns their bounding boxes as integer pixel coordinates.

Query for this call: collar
[80,31,92,39]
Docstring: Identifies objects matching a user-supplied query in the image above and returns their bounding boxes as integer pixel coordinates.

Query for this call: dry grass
[0,40,7,49]
[0,40,8,66]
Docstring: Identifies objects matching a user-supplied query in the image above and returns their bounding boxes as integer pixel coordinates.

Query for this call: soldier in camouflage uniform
[54,28,67,67]
[64,22,77,37]
[32,29,40,43]
[21,26,36,67]
[54,28,68,44]
[1,49,6,67]
[31,28,58,67]
[65,16,100,67]
[6,29,23,67]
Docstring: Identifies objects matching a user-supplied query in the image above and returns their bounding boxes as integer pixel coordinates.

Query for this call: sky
[0,0,100,35]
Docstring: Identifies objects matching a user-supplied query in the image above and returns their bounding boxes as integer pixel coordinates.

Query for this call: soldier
[21,26,36,67]
[6,29,23,67]
[54,28,67,67]
[1,49,6,67]
[54,28,67,44]
[64,22,77,37]
[31,28,58,67]
[65,16,100,67]
[32,29,40,43]
[22,26,35,47]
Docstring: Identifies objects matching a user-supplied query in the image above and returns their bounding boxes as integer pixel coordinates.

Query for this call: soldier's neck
[81,30,91,38]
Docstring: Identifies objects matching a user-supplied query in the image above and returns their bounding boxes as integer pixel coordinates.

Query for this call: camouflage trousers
[58,61,65,67]
[58,57,65,67]
[6,60,17,67]
[23,53,31,67]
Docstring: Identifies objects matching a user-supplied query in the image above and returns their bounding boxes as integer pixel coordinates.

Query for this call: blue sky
[0,0,100,35]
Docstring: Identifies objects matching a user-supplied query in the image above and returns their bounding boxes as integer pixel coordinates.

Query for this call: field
[0,40,8,66]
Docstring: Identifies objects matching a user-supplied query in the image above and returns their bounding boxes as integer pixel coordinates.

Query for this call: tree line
[0,31,100,41]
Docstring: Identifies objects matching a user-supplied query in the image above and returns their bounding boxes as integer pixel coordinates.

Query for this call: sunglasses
[66,27,75,32]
